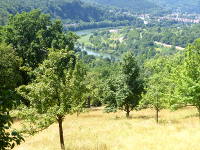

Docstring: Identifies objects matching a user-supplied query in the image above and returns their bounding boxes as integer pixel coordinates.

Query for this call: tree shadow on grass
[159,119,180,125]
[12,116,23,123]
[133,115,154,120]
[113,115,154,120]
[183,113,199,119]
[78,113,104,118]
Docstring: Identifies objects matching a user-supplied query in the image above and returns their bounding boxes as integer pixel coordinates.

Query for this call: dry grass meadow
[13,107,200,150]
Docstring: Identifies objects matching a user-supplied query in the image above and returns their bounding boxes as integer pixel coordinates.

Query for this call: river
[81,47,113,59]
[76,28,116,59]
[76,29,98,36]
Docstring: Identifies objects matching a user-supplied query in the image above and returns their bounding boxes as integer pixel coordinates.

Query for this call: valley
[1,1,200,150]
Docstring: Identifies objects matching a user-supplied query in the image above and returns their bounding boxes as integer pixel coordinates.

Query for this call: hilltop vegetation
[1,0,200,26]
[0,0,145,31]
[1,0,199,29]
[0,0,105,25]
[0,0,140,26]
[154,0,200,13]
[86,0,200,14]
[85,0,157,12]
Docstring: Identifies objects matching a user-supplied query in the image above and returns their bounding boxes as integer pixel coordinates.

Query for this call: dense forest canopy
[0,0,128,25]
[0,0,103,24]
[84,0,158,12]
[152,0,200,13]
[0,0,145,31]
[1,0,199,28]
[84,0,200,13]
[1,0,200,25]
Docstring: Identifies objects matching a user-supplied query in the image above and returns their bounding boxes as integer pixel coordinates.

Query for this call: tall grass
[14,107,200,150]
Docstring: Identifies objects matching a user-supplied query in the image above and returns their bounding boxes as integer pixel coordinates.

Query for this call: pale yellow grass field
[14,107,200,150]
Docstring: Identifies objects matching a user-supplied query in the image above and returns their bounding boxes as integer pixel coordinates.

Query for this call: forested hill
[0,0,116,25]
[85,0,200,14]
[84,0,158,13]
[1,0,199,26]
[151,0,200,13]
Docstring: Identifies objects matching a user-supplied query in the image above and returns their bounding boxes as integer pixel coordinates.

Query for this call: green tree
[17,49,86,150]
[0,26,3,42]
[70,61,87,116]
[174,39,200,119]
[4,10,78,106]
[0,43,24,150]
[103,77,118,113]
[98,62,121,112]
[140,56,170,123]
[85,58,116,107]
[4,9,78,70]
[116,52,144,118]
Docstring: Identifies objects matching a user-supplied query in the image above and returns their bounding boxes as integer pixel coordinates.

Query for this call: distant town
[159,13,200,23]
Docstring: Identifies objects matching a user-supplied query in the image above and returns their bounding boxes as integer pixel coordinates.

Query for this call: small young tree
[116,52,144,118]
[141,77,167,123]
[103,77,118,113]
[70,61,87,116]
[17,49,86,150]
[140,56,170,123]
[140,56,177,123]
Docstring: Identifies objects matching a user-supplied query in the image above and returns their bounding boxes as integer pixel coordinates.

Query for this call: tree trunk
[125,105,130,118]
[197,106,200,120]
[155,96,159,123]
[199,111,200,120]
[155,108,159,123]
[57,116,65,150]
[126,111,130,118]
[76,109,81,117]
[87,96,91,108]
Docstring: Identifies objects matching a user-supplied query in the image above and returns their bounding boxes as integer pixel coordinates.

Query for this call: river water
[81,47,112,59]
[76,28,114,59]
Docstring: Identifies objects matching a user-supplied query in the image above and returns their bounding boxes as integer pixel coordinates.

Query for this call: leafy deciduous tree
[173,39,200,119]
[116,52,144,118]
[0,43,24,150]
[4,9,78,70]
[17,49,86,150]
[140,56,170,123]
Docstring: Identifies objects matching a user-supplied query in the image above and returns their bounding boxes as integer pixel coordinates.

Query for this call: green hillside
[0,0,110,25]
[152,0,200,13]
[85,0,200,14]
[84,0,158,12]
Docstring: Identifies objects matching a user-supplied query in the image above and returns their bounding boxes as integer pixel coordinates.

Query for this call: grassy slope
[14,107,200,150]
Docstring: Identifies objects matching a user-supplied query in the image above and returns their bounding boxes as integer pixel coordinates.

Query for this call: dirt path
[154,41,185,50]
